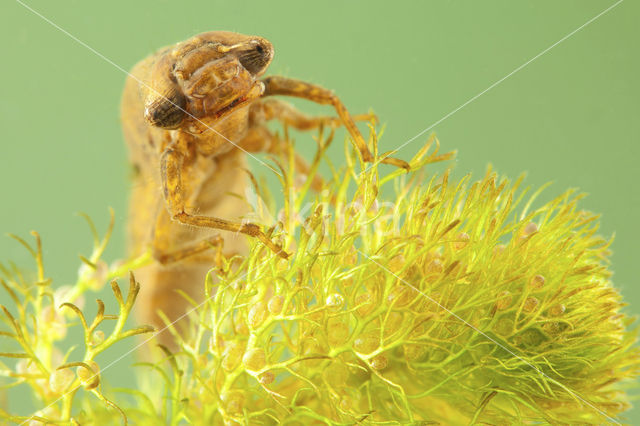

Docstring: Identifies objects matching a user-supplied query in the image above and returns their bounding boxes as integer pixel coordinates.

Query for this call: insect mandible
[120,31,409,340]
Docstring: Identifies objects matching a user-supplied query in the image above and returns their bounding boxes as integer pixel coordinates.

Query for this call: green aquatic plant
[1,128,638,424]
[0,211,151,424]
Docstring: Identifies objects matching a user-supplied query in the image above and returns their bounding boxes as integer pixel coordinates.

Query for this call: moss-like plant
[1,128,638,424]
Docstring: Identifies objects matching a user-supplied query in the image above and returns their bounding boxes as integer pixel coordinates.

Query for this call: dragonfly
[120,31,408,342]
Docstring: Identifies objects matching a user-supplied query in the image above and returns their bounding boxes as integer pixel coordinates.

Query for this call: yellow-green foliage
[1,130,638,425]
[0,213,152,424]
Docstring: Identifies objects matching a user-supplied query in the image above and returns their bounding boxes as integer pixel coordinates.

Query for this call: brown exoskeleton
[120,31,408,342]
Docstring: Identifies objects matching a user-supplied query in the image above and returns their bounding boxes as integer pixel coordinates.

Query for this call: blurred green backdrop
[1,0,638,422]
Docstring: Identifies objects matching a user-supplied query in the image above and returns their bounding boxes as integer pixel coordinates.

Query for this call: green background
[1,0,638,422]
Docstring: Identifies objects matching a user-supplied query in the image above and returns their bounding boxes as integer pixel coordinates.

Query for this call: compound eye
[144,89,186,129]
[238,40,273,75]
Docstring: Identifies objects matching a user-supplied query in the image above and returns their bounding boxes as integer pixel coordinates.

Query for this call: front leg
[262,76,409,170]
[161,144,290,259]
[151,206,226,267]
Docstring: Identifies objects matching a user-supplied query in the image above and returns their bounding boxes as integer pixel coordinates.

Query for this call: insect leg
[241,98,376,192]
[254,98,375,131]
[153,235,225,267]
[147,206,228,267]
[261,76,409,170]
[240,125,325,192]
[161,145,289,259]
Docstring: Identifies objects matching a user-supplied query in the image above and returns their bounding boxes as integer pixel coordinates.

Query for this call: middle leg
[261,76,409,170]
[161,144,289,259]
[253,97,375,132]
[240,97,376,192]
